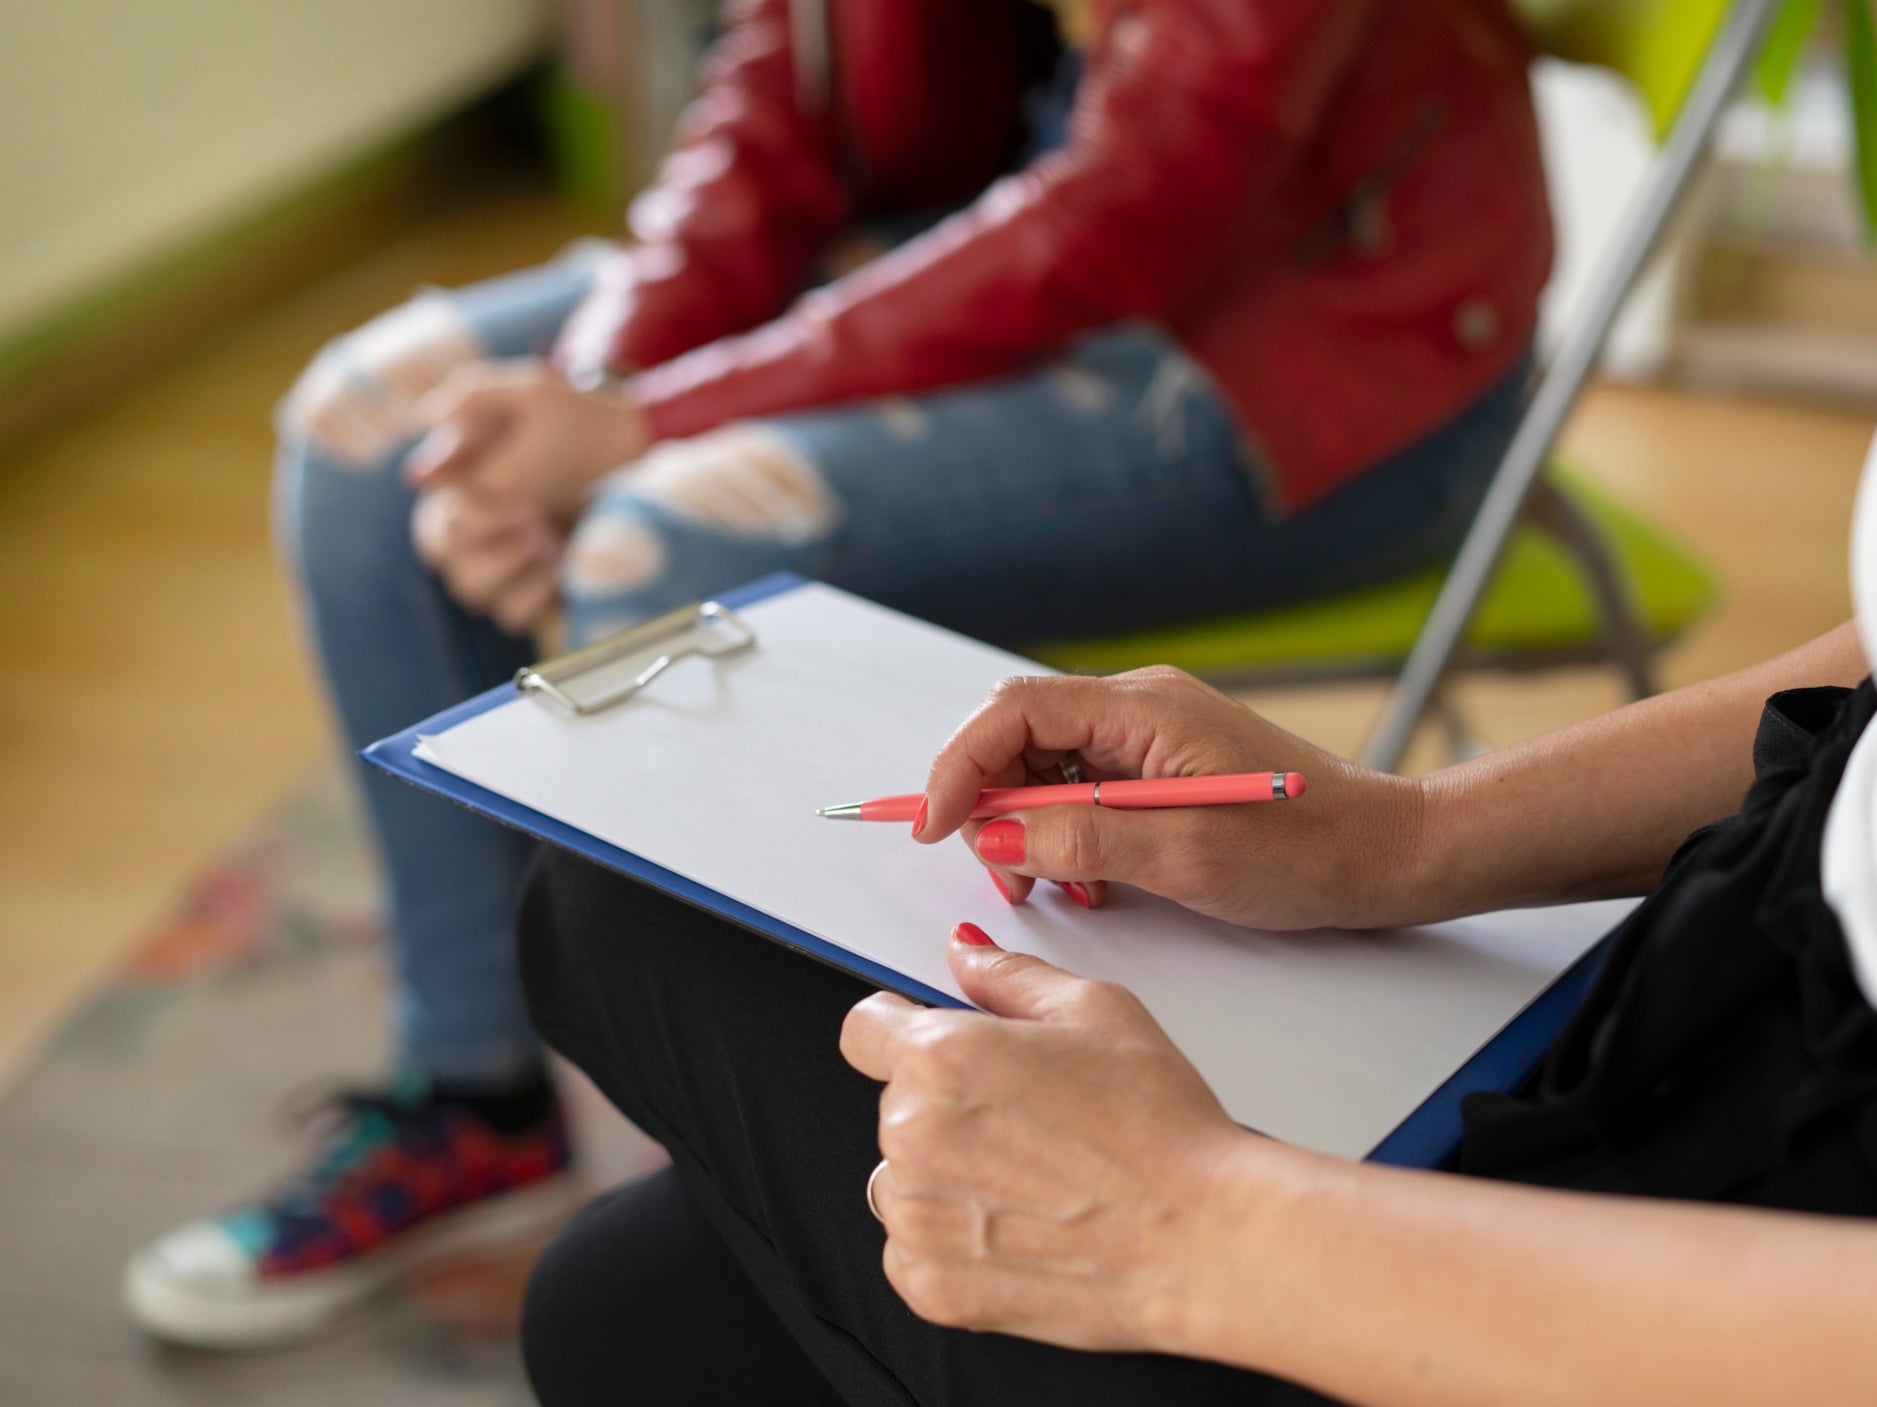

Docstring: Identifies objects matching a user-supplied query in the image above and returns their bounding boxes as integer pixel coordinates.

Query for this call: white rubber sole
[123,1173,585,1351]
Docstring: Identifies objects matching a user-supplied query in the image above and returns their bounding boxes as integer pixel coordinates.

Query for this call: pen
[816,771,1306,822]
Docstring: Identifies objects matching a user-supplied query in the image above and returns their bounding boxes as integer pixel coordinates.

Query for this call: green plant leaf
[1847,0,1877,242]
[1759,0,1826,103]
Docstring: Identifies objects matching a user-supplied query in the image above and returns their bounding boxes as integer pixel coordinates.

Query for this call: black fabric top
[1458,683,1877,1214]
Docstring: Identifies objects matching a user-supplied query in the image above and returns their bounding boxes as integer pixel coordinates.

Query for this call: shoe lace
[269,1083,440,1216]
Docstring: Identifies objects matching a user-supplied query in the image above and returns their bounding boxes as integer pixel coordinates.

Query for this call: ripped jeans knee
[560,425,841,645]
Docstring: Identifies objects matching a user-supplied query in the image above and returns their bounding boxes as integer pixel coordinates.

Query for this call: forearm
[553,0,846,380]
[628,4,1381,443]
[1405,623,1865,919]
[1179,1141,1877,1407]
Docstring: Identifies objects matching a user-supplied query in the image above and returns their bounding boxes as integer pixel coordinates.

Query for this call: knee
[564,426,838,590]
[520,1208,607,1407]
[559,425,837,642]
[562,509,669,600]
[558,504,675,645]
[622,425,838,543]
[275,291,481,467]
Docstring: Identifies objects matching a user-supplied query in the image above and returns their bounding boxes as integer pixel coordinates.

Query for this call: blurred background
[1,1,1875,1401]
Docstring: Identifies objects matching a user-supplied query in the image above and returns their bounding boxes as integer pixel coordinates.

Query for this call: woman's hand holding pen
[915,667,1431,931]
[849,666,1425,1353]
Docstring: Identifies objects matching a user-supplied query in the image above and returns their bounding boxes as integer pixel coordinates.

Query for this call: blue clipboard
[362,571,1613,1170]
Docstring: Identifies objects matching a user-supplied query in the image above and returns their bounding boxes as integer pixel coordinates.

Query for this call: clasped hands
[404,361,648,634]
[841,668,1430,1355]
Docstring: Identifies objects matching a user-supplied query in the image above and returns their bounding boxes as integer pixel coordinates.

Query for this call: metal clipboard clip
[515,600,758,716]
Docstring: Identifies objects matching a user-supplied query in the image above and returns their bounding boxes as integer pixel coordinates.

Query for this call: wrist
[1156,1133,1351,1380]
[599,392,650,470]
[557,364,651,484]
[1342,769,1451,930]
[1399,760,1527,925]
[558,391,651,515]
[1382,769,1462,927]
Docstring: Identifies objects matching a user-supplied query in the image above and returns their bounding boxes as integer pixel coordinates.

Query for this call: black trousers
[516,848,1337,1406]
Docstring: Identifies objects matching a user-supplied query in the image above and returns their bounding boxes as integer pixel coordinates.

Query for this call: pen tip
[814,807,830,818]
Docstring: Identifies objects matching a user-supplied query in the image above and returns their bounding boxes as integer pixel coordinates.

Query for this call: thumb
[947,930,1084,1021]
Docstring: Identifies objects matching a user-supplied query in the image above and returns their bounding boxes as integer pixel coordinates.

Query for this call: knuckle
[877,1105,943,1168]
[837,1004,871,1061]
[1119,663,1188,689]
[437,363,480,397]
[983,673,1054,713]
[434,364,495,410]
[985,674,1032,705]
[1172,820,1228,891]
[409,506,446,562]
[909,1020,983,1086]
[496,363,554,401]
[1081,978,1143,1022]
[493,595,536,634]
[898,1261,967,1327]
[1060,975,1108,1015]
[1055,810,1106,877]
[1185,848,1227,894]
[452,578,495,611]
[885,1197,952,1254]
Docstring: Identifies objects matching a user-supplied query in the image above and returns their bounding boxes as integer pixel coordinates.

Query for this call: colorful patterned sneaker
[123,1081,579,1348]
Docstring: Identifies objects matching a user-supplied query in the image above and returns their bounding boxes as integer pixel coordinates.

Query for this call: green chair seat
[1028,471,1716,682]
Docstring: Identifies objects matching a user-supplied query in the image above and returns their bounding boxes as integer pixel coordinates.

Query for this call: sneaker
[123,1083,579,1349]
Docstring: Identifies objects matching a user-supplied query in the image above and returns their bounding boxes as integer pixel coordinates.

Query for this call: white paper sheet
[417,583,1632,1159]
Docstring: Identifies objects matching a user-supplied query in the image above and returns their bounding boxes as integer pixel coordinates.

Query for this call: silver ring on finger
[1058,756,1085,785]
[866,1159,890,1224]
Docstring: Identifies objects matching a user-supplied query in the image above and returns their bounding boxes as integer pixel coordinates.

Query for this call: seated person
[513,455,1877,1404]
[126,0,1551,1345]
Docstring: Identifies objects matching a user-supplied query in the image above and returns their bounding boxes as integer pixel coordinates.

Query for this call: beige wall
[0,0,552,340]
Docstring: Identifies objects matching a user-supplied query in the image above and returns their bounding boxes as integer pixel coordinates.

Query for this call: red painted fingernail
[911,796,929,838]
[1056,880,1092,908]
[975,819,1026,866]
[953,922,997,947]
[988,869,1017,905]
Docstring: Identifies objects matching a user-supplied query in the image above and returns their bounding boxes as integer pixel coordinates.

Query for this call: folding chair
[1360,0,1783,768]
[1031,0,1783,769]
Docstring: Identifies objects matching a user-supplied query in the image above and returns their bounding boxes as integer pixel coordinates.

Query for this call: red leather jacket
[555,0,1552,511]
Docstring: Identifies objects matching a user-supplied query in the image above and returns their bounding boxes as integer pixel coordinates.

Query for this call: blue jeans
[278,255,1527,1082]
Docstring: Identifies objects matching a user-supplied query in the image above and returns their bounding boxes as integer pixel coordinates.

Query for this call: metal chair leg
[1523,477,1659,701]
[1359,0,1780,774]
[1435,689,1491,763]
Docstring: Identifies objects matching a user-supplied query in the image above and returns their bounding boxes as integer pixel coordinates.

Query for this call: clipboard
[363,575,969,1012]
[363,572,1617,1170]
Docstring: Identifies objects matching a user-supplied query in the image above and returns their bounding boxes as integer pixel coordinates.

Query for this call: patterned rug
[0,770,662,1406]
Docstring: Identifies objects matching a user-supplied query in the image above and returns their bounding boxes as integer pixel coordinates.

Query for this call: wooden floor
[0,186,1873,1086]
[0,190,591,1083]
[1264,381,1875,772]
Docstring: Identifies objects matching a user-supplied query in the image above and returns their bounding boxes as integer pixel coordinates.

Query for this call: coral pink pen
[815,771,1306,822]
